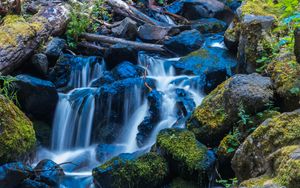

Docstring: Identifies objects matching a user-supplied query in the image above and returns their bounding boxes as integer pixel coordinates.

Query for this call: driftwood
[82,33,165,52]
[107,0,163,26]
[0,4,69,74]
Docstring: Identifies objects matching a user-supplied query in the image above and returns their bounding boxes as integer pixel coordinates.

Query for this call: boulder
[0,95,36,164]
[29,53,49,78]
[295,27,300,63]
[166,46,237,93]
[0,162,34,188]
[153,128,216,185]
[224,18,240,52]
[137,90,163,147]
[104,43,138,70]
[90,71,115,87]
[191,18,227,34]
[34,159,64,186]
[112,61,144,80]
[166,0,234,24]
[138,24,171,42]
[267,55,300,111]
[93,152,169,188]
[12,75,58,122]
[33,121,52,147]
[164,29,204,56]
[169,177,199,188]
[112,17,138,40]
[45,37,66,65]
[232,110,300,181]
[187,73,274,146]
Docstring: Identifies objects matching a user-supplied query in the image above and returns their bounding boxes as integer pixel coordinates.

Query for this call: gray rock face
[112,17,137,40]
[45,37,66,64]
[138,24,171,41]
[30,53,49,76]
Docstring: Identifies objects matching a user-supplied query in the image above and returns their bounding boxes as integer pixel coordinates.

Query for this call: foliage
[0,76,18,105]
[216,178,238,188]
[237,103,253,126]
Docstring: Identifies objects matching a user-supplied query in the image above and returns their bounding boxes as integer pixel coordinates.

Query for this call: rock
[0,0,21,16]
[224,19,240,52]
[104,43,138,70]
[12,75,58,122]
[45,38,66,65]
[95,144,126,162]
[0,95,36,164]
[33,121,52,147]
[295,27,300,63]
[0,162,34,188]
[169,177,199,188]
[153,129,216,185]
[174,88,196,117]
[166,0,234,24]
[138,24,171,42]
[29,53,49,77]
[191,18,227,34]
[232,110,300,182]
[237,14,276,73]
[92,77,155,143]
[137,90,163,147]
[34,159,64,186]
[50,55,102,89]
[112,17,138,40]
[93,152,169,188]
[267,55,300,111]
[19,179,50,188]
[112,61,144,80]
[187,73,274,147]
[164,29,204,56]
[91,71,115,87]
[166,46,237,93]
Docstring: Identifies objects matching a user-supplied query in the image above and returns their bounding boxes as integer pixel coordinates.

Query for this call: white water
[35,52,204,187]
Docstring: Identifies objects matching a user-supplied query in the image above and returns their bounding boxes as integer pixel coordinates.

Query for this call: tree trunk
[0,4,69,75]
[295,27,300,63]
[82,33,165,52]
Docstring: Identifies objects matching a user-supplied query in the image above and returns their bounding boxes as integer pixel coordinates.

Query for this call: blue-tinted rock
[95,144,126,162]
[166,46,237,93]
[112,61,144,80]
[19,179,50,188]
[34,159,64,186]
[90,71,115,87]
[45,38,66,64]
[104,43,138,70]
[0,162,33,188]
[12,75,58,122]
[191,18,227,34]
[29,53,49,78]
[174,88,196,117]
[164,29,204,56]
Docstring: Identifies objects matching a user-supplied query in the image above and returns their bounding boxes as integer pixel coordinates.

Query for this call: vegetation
[0,76,18,105]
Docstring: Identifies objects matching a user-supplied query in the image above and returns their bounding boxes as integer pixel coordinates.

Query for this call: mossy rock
[169,177,199,188]
[187,73,274,147]
[154,128,216,185]
[232,109,300,181]
[0,15,44,47]
[240,145,300,188]
[267,56,300,111]
[92,152,169,188]
[0,95,36,164]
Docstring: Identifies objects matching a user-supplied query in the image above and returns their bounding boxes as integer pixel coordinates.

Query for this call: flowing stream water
[34,35,228,187]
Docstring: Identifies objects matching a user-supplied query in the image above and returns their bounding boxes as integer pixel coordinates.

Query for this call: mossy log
[295,27,300,63]
[0,4,69,75]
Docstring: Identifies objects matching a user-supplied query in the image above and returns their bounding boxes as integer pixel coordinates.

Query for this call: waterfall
[51,58,104,151]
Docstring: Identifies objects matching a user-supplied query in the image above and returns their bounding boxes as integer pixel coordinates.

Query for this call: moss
[217,133,240,158]
[240,175,276,187]
[169,177,199,188]
[241,0,280,18]
[0,95,36,164]
[156,129,208,173]
[93,152,168,188]
[0,15,44,47]
[251,111,300,155]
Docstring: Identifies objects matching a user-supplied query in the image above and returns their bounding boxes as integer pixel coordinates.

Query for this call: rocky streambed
[0,0,300,188]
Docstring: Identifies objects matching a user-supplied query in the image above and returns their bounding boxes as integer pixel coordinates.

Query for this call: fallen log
[82,33,165,52]
[0,4,69,75]
[107,0,164,26]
